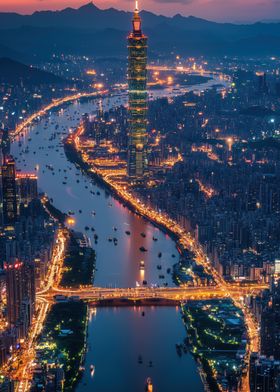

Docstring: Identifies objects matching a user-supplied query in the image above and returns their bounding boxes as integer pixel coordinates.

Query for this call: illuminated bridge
[39,284,268,306]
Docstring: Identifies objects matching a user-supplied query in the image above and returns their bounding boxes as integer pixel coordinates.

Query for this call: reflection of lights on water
[89,307,97,322]
[140,269,145,280]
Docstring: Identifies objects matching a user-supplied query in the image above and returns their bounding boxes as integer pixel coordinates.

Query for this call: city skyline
[1,0,280,390]
[1,0,280,22]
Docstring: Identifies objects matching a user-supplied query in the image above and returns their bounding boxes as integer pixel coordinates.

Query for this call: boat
[157,265,162,270]
[139,260,145,270]
[90,364,95,377]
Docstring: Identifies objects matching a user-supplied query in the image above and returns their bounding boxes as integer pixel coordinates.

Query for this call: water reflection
[77,307,204,392]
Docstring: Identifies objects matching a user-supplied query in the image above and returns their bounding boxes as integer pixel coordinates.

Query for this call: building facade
[1,157,17,226]
[127,1,148,180]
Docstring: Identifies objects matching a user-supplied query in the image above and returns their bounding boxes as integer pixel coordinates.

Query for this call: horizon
[0,0,280,23]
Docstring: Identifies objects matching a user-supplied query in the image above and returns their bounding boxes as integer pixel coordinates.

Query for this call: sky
[0,0,280,22]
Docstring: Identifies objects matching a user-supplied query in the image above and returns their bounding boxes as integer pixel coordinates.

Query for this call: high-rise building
[256,72,268,94]
[249,353,280,392]
[1,157,17,226]
[4,256,35,338]
[261,282,280,360]
[16,173,38,206]
[4,258,25,329]
[127,1,148,180]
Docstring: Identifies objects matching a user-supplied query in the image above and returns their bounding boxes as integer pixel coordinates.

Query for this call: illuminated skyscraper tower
[127,1,148,180]
[1,156,17,226]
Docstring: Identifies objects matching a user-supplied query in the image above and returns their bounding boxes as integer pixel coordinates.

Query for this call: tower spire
[132,0,141,34]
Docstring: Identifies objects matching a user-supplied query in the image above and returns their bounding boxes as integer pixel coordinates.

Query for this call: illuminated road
[11,89,108,140]
[3,229,67,392]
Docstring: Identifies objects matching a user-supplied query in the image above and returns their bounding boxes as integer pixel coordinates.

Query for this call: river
[10,78,227,391]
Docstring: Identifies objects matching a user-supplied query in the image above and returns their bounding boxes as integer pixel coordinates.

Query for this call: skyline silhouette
[1,0,280,22]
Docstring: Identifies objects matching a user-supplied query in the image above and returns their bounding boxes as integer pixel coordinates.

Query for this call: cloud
[151,0,194,3]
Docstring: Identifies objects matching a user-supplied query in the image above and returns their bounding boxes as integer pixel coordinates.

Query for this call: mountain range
[0,2,280,60]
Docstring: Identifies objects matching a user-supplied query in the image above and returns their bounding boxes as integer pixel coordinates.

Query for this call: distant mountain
[1,2,280,58]
[0,58,66,85]
[0,43,26,62]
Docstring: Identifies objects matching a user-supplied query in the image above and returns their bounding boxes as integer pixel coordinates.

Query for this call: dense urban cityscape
[0,0,280,391]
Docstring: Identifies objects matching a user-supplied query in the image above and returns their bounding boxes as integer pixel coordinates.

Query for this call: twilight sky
[0,0,280,22]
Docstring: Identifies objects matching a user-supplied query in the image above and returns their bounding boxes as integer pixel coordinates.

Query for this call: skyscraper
[16,173,38,206]
[4,256,35,338]
[127,1,148,180]
[4,258,25,328]
[1,157,17,226]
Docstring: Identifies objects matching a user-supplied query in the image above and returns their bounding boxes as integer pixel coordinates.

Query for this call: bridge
[39,283,268,306]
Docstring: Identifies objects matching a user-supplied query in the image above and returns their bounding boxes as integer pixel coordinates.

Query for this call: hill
[0,58,66,85]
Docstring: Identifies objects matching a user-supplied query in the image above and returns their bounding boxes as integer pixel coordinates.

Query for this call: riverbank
[61,231,96,288]
[182,299,246,391]
[36,301,87,391]
[63,140,181,244]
